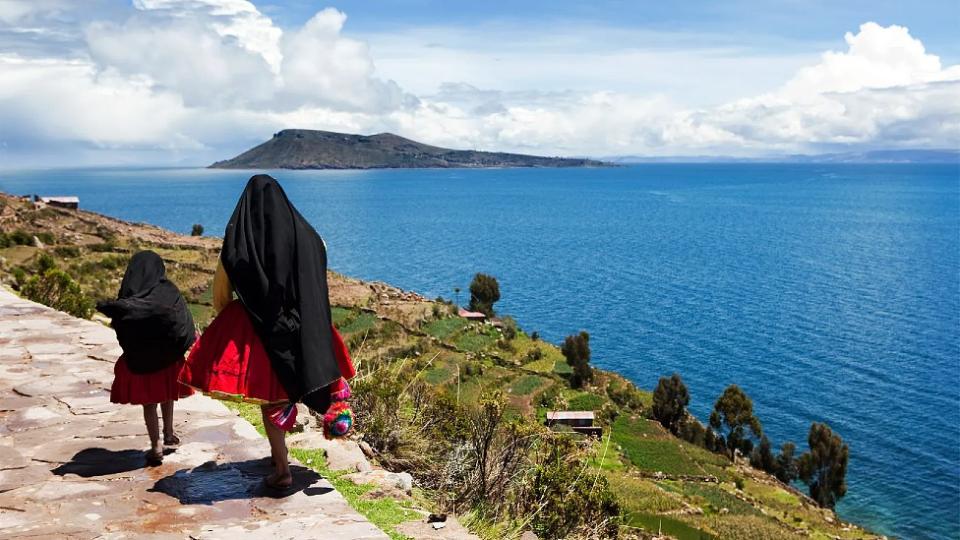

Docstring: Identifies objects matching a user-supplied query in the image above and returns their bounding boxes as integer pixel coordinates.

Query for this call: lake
[2,163,958,539]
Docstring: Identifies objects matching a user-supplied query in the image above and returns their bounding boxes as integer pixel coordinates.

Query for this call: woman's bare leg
[143,404,163,463]
[261,405,292,487]
[160,401,179,445]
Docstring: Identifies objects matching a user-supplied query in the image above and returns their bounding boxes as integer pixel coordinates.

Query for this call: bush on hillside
[22,268,94,319]
[709,384,763,460]
[191,223,204,236]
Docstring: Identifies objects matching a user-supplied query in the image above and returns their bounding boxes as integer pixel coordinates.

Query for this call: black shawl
[221,174,340,403]
[96,251,196,374]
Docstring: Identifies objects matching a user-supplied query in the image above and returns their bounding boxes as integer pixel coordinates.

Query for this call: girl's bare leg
[160,400,179,445]
[143,404,163,463]
[261,405,292,487]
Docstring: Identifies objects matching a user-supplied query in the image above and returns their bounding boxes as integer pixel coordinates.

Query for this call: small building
[545,410,603,438]
[458,307,487,322]
[34,195,79,209]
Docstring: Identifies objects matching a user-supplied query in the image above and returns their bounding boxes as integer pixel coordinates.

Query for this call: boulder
[286,432,371,472]
[342,469,413,497]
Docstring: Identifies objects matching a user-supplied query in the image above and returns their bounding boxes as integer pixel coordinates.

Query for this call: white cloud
[0,5,957,166]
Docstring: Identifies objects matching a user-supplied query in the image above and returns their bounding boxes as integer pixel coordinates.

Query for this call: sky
[0,0,957,166]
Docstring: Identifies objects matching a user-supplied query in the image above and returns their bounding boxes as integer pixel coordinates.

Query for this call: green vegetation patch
[331,306,353,325]
[507,375,547,396]
[604,472,682,513]
[423,316,469,339]
[612,416,728,476]
[290,448,419,540]
[553,358,573,375]
[661,482,759,516]
[423,365,453,385]
[454,331,497,352]
[626,512,715,540]
[339,312,378,334]
[567,391,606,411]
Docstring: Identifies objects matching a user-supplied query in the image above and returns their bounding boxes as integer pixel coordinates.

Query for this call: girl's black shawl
[96,251,195,374]
[221,174,340,403]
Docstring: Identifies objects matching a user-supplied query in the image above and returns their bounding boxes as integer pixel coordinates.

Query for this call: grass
[423,365,453,385]
[221,401,418,540]
[625,512,715,540]
[604,472,683,513]
[290,448,419,540]
[339,312,379,334]
[423,316,469,340]
[660,481,760,516]
[567,391,606,411]
[611,416,729,476]
[332,306,353,325]
[507,375,546,396]
[455,331,497,352]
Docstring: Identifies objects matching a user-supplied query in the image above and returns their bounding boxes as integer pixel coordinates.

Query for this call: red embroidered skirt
[111,356,194,405]
[179,300,355,405]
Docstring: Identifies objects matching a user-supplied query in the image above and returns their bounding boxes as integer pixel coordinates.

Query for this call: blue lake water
[2,164,958,539]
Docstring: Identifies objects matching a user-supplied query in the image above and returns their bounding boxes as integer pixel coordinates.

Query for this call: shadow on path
[150,458,326,504]
[51,447,167,477]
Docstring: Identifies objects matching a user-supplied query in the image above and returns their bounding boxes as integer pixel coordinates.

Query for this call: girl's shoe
[163,434,180,446]
[145,449,164,466]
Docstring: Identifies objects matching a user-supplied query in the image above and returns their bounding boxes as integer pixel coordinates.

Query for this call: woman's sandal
[145,449,164,466]
[163,434,181,447]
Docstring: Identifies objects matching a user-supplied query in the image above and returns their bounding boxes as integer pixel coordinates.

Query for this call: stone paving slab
[0,288,389,539]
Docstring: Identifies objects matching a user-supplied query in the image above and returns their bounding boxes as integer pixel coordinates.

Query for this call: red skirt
[179,300,355,405]
[111,356,194,405]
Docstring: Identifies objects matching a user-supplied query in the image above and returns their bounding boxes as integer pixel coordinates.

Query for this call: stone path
[0,288,388,539]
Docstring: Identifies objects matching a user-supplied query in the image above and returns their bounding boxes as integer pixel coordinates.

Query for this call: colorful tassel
[330,379,352,401]
[323,401,353,439]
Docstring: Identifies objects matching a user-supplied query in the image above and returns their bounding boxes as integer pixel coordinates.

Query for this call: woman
[96,251,196,465]
[181,174,355,489]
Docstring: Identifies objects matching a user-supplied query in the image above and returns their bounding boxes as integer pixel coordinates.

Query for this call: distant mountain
[607,149,960,164]
[211,129,607,169]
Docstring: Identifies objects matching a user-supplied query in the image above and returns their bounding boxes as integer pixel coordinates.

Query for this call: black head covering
[221,174,339,403]
[96,251,196,374]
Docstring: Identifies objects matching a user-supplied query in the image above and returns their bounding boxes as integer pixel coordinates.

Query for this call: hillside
[0,192,881,540]
[210,129,607,169]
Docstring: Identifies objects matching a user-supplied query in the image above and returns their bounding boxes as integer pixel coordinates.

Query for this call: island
[210,129,607,169]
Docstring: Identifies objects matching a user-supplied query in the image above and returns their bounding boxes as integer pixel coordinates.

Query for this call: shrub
[501,316,518,340]
[530,331,540,341]
[520,435,621,539]
[21,268,94,318]
[468,273,500,317]
[607,381,645,412]
[53,246,81,258]
[35,252,57,273]
[191,223,204,236]
[35,231,54,245]
[525,347,543,362]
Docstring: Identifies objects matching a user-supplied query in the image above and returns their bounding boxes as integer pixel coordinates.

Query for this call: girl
[180,174,355,490]
[96,250,196,466]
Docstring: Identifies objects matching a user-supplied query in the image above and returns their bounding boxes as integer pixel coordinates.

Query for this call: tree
[652,373,690,434]
[191,223,204,236]
[709,384,762,460]
[798,422,849,508]
[775,441,799,484]
[750,435,776,473]
[561,331,593,389]
[468,273,500,317]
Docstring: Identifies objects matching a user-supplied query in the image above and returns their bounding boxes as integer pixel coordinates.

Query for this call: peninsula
[210,129,606,169]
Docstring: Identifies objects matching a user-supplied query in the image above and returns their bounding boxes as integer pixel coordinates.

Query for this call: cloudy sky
[0,0,957,166]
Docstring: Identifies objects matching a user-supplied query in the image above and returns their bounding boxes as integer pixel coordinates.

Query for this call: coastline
[0,189,886,539]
